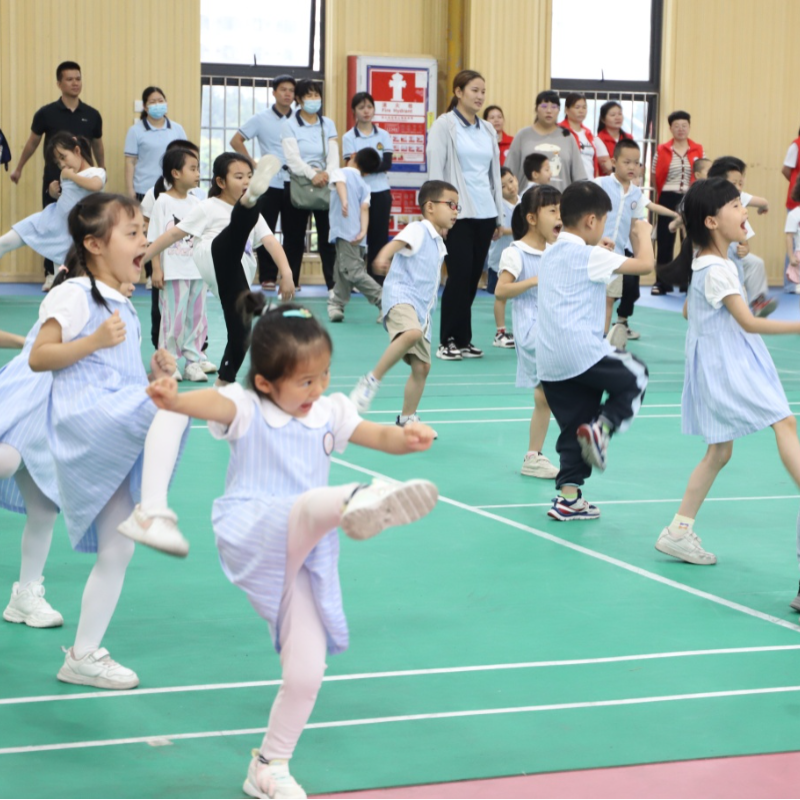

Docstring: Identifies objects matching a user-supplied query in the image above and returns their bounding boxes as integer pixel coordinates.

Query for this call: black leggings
[280,184,336,289]
[654,190,684,290]
[439,217,497,347]
[255,186,286,284]
[366,189,392,285]
[211,201,261,383]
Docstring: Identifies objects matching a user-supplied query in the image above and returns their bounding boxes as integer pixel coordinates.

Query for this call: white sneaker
[171,368,183,382]
[244,155,282,204]
[577,421,609,471]
[57,647,139,689]
[349,374,380,413]
[396,413,438,440]
[436,339,463,361]
[3,578,63,628]
[244,751,306,799]
[184,362,209,382]
[197,359,218,374]
[608,322,628,350]
[328,307,344,322]
[117,505,189,557]
[41,274,55,293]
[340,478,438,541]
[655,527,717,565]
[493,331,515,348]
[146,277,153,290]
[521,452,558,479]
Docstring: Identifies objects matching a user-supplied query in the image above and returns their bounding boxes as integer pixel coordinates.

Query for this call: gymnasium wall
[0,0,201,281]
[660,0,800,284]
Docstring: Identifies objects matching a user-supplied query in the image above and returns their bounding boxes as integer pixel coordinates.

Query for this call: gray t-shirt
[505,126,587,192]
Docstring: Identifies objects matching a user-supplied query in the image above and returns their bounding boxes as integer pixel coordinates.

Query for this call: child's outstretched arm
[0,330,25,349]
[142,226,189,265]
[372,239,409,275]
[29,313,126,372]
[646,201,680,219]
[747,195,770,213]
[260,234,295,299]
[349,419,436,454]
[494,270,537,300]
[147,377,237,426]
[723,294,800,335]
[616,219,655,276]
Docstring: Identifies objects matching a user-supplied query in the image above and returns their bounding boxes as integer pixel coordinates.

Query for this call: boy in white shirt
[327,147,383,322]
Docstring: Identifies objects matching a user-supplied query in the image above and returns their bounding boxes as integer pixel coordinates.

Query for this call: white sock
[668,513,694,538]
[140,410,190,512]
[367,372,380,386]
[398,414,413,424]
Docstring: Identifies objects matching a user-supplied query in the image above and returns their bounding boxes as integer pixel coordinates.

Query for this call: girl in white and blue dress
[655,177,800,571]
[143,297,439,799]
[495,185,561,481]
[0,133,105,266]
[29,193,180,690]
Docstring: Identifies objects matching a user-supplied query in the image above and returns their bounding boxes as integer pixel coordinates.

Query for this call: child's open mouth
[553,224,562,235]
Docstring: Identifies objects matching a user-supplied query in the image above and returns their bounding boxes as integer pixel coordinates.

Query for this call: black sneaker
[436,338,462,361]
[790,581,800,612]
[459,343,484,358]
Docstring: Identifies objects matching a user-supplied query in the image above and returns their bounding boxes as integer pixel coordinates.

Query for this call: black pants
[211,201,261,383]
[654,190,684,290]
[658,236,693,289]
[281,184,336,289]
[541,352,648,489]
[41,183,57,276]
[255,186,286,284]
[365,189,392,285]
[617,274,640,319]
[439,217,496,347]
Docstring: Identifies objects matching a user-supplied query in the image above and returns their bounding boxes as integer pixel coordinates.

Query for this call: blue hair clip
[282,309,313,319]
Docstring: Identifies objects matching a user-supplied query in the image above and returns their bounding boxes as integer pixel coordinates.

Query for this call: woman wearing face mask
[124,87,188,201]
[505,90,587,193]
[281,79,339,290]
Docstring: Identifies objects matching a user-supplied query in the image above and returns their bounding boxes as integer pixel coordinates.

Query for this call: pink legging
[261,482,360,761]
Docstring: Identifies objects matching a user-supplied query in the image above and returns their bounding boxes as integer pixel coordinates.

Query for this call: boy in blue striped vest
[537,181,655,520]
[350,180,458,429]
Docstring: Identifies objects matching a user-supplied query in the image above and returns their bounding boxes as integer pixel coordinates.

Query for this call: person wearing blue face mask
[124,87,188,203]
[281,79,340,290]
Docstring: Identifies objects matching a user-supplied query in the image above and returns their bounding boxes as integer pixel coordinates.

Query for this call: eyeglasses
[430,200,462,212]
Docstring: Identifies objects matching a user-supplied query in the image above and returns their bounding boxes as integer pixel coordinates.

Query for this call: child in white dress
[142,297,439,798]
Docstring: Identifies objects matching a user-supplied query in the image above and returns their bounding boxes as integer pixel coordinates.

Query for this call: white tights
[73,481,135,659]
[0,230,24,260]
[261,483,360,761]
[140,410,190,512]
[0,444,58,587]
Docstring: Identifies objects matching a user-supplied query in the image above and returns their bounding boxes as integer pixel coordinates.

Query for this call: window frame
[550,0,663,93]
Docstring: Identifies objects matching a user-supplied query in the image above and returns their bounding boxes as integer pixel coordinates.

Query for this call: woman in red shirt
[595,101,633,175]
[484,105,513,165]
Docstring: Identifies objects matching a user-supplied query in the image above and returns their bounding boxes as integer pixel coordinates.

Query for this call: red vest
[596,128,632,163]
[653,139,704,199]
[787,136,800,210]
[498,131,513,166]
[559,119,599,177]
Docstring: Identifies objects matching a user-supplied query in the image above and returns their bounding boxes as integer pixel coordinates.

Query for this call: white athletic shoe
[197,358,218,374]
[340,478,438,541]
[608,322,628,350]
[520,452,558,479]
[41,274,55,293]
[3,578,63,628]
[184,362,209,382]
[117,505,189,557]
[395,413,438,440]
[655,527,717,565]
[349,374,380,413]
[57,647,139,690]
[493,331,515,348]
[244,751,306,799]
[328,307,345,322]
[244,155,282,204]
[171,368,183,382]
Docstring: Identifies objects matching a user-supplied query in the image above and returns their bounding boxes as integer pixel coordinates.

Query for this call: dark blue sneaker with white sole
[547,490,600,521]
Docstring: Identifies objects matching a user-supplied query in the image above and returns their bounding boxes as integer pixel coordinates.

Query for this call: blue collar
[354,124,378,138]
[452,108,479,128]
[272,105,291,119]
[142,117,172,132]
[295,109,322,127]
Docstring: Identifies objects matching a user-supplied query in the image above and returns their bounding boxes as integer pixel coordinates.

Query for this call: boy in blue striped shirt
[537,181,655,520]
[350,180,458,429]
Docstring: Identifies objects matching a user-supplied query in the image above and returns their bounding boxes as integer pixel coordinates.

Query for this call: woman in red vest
[483,105,514,165]
[558,93,602,178]
[595,101,633,174]
[650,110,704,294]
[781,128,800,211]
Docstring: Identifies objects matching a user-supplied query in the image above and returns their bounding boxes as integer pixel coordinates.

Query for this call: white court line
[4,644,800,708]
[476,495,800,509]
[5,684,800,755]
[331,458,800,635]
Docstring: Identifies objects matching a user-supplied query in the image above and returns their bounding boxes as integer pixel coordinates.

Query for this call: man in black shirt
[9,61,104,289]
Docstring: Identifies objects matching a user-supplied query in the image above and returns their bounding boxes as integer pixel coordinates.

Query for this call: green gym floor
[2,288,800,798]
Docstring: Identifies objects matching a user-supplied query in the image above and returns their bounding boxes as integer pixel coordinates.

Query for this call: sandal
[650,284,666,296]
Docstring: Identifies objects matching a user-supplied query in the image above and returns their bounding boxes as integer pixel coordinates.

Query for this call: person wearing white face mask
[124,86,188,202]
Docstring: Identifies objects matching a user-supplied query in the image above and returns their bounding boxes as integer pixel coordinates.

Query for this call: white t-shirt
[784,143,799,169]
[147,193,202,280]
[594,138,609,159]
[208,382,362,446]
[784,208,800,252]
[38,277,134,342]
[141,185,206,219]
[498,241,544,278]
[739,192,756,240]
[693,256,741,309]
[178,198,271,292]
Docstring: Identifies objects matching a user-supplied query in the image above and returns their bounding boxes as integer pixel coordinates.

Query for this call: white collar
[611,173,635,196]
[556,231,588,245]
[421,219,444,242]
[256,393,331,429]
[71,276,131,305]
[692,255,734,272]
[503,198,518,211]
[513,240,544,255]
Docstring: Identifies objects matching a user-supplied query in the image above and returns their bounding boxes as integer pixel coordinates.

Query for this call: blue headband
[281,309,312,319]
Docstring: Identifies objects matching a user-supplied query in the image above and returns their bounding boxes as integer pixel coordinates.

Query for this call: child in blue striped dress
[495,185,561,480]
[29,193,179,690]
[655,178,800,571]
[0,319,62,629]
[144,297,439,799]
